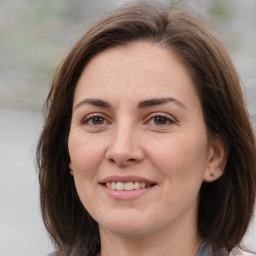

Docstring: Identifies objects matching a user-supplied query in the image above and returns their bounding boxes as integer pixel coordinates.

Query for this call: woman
[37,2,256,256]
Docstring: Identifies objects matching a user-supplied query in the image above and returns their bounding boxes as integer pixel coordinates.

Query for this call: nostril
[109,159,116,164]
[108,158,137,166]
[128,158,136,162]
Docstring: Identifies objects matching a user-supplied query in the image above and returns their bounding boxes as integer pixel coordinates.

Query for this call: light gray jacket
[48,241,230,256]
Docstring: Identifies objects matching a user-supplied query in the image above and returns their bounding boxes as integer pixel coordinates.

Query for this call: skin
[68,42,227,256]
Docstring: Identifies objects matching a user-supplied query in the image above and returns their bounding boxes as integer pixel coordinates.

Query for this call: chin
[103,224,152,238]
[97,212,154,237]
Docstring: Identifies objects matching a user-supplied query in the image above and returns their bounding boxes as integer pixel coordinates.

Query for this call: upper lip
[99,175,157,184]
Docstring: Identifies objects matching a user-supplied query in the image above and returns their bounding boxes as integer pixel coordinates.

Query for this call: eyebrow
[74,98,112,110]
[138,97,186,109]
[74,97,186,110]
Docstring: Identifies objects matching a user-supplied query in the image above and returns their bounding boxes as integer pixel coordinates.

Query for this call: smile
[99,176,157,199]
[105,181,153,191]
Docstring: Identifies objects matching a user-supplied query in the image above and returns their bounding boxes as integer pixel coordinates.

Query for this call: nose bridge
[118,117,134,142]
[105,119,143,165]
[112,120,137,155]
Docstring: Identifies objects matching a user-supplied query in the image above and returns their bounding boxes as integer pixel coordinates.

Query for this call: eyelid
[80,112,110,125]
[144,112,177,126]
[78,112,176,127]
[147,112,175,121]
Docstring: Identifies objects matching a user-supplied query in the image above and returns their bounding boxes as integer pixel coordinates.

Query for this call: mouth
[104,181,155,191]
[99,176,157,193]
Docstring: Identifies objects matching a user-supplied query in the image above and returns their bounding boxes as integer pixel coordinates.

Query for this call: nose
[105,124,144,167]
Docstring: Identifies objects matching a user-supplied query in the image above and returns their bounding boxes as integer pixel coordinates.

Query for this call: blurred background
[0,0,255,255]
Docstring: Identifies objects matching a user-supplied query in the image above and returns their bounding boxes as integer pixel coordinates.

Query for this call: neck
[98,215,202,256]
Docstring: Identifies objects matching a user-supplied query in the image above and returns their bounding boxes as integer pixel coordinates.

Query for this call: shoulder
[47,253,55,256]
[197,241,230,256]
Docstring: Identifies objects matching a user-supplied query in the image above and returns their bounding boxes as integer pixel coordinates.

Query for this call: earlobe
[203,137,228,183]
[69,163,74,176]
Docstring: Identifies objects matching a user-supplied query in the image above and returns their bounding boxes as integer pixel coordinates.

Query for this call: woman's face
[68,42,221,238]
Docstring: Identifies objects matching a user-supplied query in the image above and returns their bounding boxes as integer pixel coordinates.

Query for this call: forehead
[74,41,199,105]
[81,41,181,77]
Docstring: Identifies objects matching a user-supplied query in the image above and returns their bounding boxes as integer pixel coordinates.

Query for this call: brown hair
[37,2,256,255]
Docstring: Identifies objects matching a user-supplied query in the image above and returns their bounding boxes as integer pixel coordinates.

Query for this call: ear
[69,162,74,176]
[203,136,228,182]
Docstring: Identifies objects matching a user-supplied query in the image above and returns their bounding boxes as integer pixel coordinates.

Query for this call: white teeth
[105,181,152,190]
[124,182,133,191]
[140,182,146,189]
[116,182,125,191]
[111,181,116,189]
[133,182,140,190]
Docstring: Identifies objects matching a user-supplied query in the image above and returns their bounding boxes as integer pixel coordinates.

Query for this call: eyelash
[81,113,109,126]
[146,113,175,126]
[80,112,175,128]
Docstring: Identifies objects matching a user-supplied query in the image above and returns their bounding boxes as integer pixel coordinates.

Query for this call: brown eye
[154,116,169,125]
[146,114,174,127]
[82,115,108,126]
[91,117,105,125]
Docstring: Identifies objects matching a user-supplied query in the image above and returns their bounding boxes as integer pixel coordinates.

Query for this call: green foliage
[210,0,231,20]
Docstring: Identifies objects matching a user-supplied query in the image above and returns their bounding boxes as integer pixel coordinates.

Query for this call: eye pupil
[93,117,104,125]
[154,116,167,125]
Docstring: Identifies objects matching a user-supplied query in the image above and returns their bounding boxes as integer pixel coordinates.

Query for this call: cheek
[148,134,209,184]
[68,131,107,175]
[69,141,104,212]
[71,146,99,173]
[150,137,208,213]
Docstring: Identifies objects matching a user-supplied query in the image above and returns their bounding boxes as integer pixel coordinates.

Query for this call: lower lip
[100,184,155,200]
